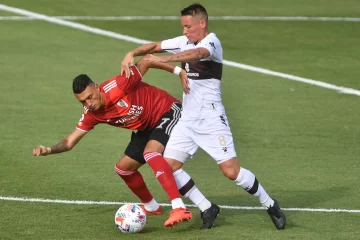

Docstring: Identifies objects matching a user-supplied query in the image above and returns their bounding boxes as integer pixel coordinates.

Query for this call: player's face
[181,15,205,43]
[75,84,103,111]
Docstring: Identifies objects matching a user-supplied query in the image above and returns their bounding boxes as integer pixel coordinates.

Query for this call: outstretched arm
[135,55,190,94]
[33,129,87,156]
[121,42,163,77]
[145,48,210,63]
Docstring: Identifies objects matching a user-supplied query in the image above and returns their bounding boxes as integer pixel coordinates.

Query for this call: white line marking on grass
[0,5,149,44]
[1,196,360,213]
[1,4,360,96]
[1,15,360,22]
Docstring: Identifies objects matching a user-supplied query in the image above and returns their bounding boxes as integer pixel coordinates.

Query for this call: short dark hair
[72,74,94,94]
[181,3,208,21]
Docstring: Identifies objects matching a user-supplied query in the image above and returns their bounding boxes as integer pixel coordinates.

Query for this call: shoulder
[163,35,188,43]
[203,33,221,46]
[161,35,189,48]
[100,76,119,93]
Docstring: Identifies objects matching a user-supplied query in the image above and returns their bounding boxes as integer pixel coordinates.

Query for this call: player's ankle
[143,198,160,212]
[171,198,186,209]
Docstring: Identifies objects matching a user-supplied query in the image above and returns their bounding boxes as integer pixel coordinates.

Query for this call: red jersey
[76,66,179,132]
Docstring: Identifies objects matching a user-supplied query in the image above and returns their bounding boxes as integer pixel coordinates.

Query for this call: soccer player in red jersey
[32,56,192,227]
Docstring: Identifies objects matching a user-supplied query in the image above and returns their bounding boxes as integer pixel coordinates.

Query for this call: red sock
[114,165,153,203]
[144,152,181,201]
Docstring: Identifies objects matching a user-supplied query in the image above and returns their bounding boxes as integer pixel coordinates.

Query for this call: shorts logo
[117,99,128,108]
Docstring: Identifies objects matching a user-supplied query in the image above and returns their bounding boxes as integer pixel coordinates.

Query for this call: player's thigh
[195,114,237,164]
[124,131,150,165]
[147,102,183,153]
[146,103,181,152]
[163,120,198,163]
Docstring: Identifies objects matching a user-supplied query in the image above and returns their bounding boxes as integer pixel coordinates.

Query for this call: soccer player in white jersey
[121,3,286,230]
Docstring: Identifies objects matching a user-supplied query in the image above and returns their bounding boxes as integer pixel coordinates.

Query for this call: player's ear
[94,83,100,91]
[200,18,206,28]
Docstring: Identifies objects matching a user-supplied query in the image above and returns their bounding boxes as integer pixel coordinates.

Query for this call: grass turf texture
[0,1,359,239]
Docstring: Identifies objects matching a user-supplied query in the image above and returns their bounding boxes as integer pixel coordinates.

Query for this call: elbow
[63,139,74,152]
[137,55,150,67]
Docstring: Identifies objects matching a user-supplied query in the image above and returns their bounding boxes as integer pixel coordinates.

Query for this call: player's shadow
[199,185,350,230]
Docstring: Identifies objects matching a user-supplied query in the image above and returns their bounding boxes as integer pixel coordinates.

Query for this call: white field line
[1,196,360,213]
[1,4,360,97]
[1,15,360,22]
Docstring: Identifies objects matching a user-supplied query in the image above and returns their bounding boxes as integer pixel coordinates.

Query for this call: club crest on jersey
[117,99,128,108]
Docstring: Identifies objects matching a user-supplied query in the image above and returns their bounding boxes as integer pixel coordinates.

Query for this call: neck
[100,92,106,108]
[196,30,209,44]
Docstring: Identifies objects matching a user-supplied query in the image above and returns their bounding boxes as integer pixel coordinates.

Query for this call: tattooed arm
[135,55,190,94]
[144,48,210,63]
[131,42,163,57]
[121,42,163,77]
[32,129,87,156]
[134,54,184,76]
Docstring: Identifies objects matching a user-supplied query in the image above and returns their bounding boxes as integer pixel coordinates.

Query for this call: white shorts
[163,113,237,164]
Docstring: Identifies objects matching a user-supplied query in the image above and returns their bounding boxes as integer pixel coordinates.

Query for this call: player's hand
[144,54,170,63]
[121,52,135,78]
[179,70,190,94]
[33,145,51,156]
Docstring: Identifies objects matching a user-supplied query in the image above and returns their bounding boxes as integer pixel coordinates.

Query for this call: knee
[165,157,183,172]
[219,158,240,180]
[221,169,239,180]
[115,155,142,171]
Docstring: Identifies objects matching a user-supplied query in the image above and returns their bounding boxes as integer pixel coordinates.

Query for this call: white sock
[171,198,186,209]
[261,196,274,208]
[173,169,212,211]
[234,167,273,208]
[186,186,212,212]
[143,198,160,212]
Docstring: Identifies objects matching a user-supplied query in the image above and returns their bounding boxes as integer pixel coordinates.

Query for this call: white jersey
[161,33,225,120]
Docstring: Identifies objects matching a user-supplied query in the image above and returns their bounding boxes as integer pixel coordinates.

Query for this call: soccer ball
[115,203,147,233]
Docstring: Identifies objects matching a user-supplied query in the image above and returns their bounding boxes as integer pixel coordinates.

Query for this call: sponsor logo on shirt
[114,104,143,126]
[185,63,190,72]
[184,62,200,77]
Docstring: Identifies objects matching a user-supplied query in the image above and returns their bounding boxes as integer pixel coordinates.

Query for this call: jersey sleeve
[197,35,222,62]
[197,38,216,57]
[76,111,97,132]
[116,65,143,94]
[161,36,187,54]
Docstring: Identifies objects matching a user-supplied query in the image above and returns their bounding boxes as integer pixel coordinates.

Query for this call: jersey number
[156,118,170,129]
[218,136,226,146]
